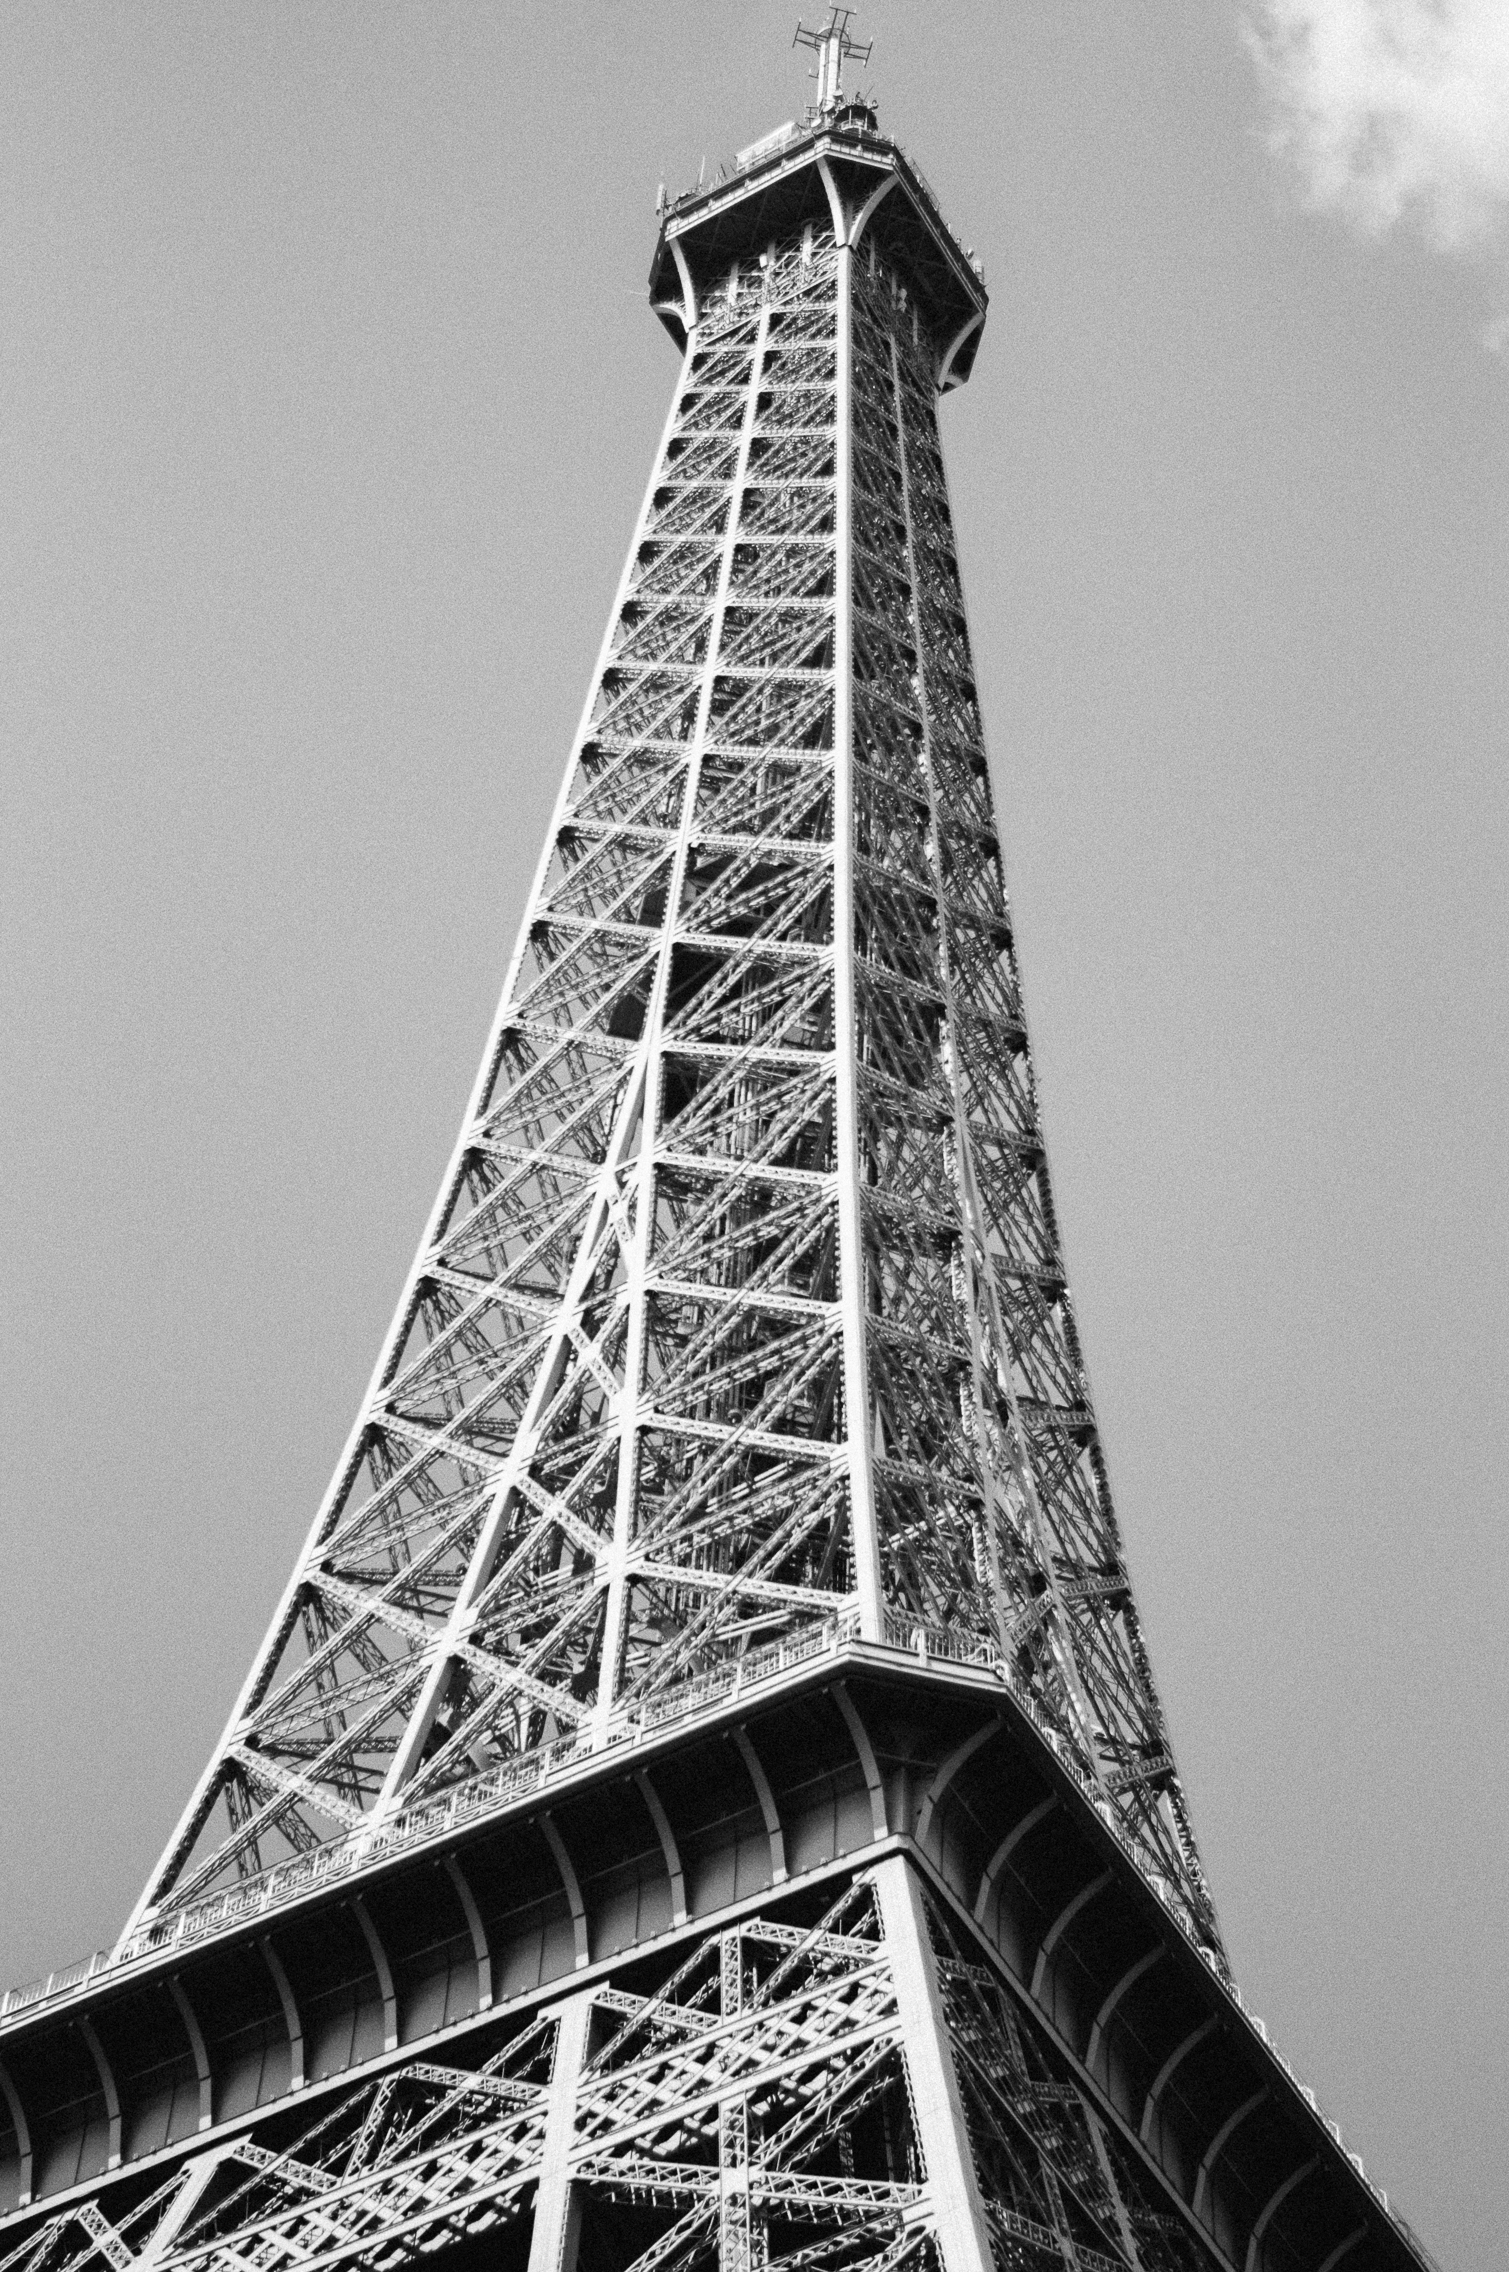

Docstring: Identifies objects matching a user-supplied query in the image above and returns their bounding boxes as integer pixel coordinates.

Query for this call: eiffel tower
[0,18,1436,2272]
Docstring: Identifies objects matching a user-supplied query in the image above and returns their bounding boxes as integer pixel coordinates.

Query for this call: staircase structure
[0,20,1436,2272]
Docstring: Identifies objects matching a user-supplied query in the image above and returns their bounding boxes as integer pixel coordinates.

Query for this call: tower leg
[527,1991,595,2272]
[871,1858,996,2272]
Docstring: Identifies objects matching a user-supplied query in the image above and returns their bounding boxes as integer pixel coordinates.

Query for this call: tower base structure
[0,1654,1432,2272]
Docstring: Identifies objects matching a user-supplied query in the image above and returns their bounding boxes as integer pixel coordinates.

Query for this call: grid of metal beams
[4,1872,1218,2272]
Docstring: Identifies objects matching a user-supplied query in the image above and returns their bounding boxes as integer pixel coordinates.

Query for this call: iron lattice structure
[132,97,1216,1971]
[0,44,1435,2272]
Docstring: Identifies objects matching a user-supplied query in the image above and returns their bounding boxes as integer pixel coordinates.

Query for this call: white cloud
[1246,1,1509,251]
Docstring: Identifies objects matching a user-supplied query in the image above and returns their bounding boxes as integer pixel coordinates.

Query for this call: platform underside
[0,1661,1418,2272]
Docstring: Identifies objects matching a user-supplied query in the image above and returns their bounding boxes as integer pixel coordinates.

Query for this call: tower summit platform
[650,102,986,393]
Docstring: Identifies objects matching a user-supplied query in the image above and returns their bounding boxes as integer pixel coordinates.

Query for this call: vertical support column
[871,1857,995,2272]
[352,1898,399,2052]
[77,2017,121,2172]
[719,1930,755,2272]
[733,1726,787,1885]
[261,1939,304,2093]
[526,1990,595,2272]
[167,1977,214,2133]
[0,2062,32,2209]
[592,298,776,1740]
[822,172,883,1643]
[887,311,1011,1664]
[445,1852,494,2013]
[885,325,1104,1771]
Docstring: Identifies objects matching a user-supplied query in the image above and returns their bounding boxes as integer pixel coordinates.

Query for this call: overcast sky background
[2,5,1504,2263]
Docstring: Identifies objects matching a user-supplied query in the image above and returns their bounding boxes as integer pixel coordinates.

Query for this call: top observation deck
[648,100,988,392]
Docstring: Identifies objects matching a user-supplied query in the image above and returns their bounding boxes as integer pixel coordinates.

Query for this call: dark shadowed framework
[0,40,1439,2272]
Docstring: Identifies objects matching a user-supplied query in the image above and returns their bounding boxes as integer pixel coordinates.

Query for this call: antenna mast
[793,6,872,116]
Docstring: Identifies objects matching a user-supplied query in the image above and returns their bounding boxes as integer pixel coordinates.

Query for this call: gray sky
[2,5,1504,2262]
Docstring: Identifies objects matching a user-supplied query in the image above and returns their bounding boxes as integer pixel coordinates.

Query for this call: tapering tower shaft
[125,108,1217,1967]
